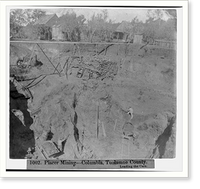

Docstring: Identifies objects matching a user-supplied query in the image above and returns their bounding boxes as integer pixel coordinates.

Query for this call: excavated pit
[9,43,176,159]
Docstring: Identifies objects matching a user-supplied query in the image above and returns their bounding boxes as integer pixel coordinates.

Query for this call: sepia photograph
[0,0,191,179]
[0,0,188,177]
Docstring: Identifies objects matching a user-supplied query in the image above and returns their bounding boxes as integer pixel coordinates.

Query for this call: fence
[152,39,176,49]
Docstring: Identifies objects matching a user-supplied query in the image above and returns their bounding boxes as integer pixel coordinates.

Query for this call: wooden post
[77,44,82,61]
[28,44,36,66]
[96,101,99,138]
[117,45,119,56]
[127,140,130,157]
[96,44,98,55]
[121,134,132,158]
[101,122,106,137]
[121,137,123,158]
[117,33,119,42]
[73,44,76,55]
[65,58,69,79]
[114,119,117,131]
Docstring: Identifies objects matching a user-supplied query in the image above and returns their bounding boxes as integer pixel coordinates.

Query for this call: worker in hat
[127,107,134,120]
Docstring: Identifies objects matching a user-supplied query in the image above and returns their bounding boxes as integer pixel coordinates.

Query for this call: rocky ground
[9,42,176,159]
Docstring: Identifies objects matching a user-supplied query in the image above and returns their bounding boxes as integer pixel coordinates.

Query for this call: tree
[87,10,117,42]
[10,9,46,38]
[58,12,86,41]
[10,9,45,26]
[143,9,177,41]
[165,9,177,19]
[165,9,177,31]
[147,9,164,21]
[131,16,144,34]
[87,12,105,42]
[157,19,176,40]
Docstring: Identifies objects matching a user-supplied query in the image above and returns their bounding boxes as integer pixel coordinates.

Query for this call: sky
[43,8,171,23]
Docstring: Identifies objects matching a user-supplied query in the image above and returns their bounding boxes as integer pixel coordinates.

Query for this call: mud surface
[9,43,176,159]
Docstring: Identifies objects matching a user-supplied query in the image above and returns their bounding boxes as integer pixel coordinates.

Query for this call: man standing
[127,107,134,120]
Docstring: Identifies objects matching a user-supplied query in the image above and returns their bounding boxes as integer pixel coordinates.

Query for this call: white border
[0,1,188,177]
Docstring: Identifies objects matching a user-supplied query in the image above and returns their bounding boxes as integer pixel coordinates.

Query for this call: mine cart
[36,140,63,159]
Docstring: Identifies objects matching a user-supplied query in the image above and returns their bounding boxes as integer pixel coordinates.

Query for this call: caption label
[27,159,154,170]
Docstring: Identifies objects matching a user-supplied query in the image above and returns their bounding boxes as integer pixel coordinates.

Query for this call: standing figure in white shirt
[127,107,134,120]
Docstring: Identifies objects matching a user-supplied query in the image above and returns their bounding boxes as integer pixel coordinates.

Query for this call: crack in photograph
[9,7,177,161]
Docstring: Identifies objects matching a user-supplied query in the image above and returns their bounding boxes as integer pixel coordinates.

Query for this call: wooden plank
[114,119,117,131]
[10,40,129,45]
[101,122,106,137]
